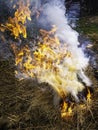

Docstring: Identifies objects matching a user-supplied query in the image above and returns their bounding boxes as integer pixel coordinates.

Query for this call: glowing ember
[0,0,31,38]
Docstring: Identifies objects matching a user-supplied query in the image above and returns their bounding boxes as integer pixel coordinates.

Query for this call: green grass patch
[77,16,98,41]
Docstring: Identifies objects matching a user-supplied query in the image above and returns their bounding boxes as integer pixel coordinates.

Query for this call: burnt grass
[0,21,98,130]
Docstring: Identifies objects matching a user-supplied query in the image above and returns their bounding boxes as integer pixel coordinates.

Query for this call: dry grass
[0,57,98,130]
[0,16,98,130]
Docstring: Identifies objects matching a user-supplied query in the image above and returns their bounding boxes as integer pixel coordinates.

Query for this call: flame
[60,101,73,118]
[0,0,31,38]
[0,0,92,119]
[11,25,91,118]
[13,26,69,78]
[12,26,82,117]
[12,26,74,115]
[87,88,91,102]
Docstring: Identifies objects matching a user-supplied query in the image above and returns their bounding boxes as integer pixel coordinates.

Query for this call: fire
[87,88,91,102]
[11,25,92,118]
[60,101,73,118]
[0,0,93,119]
[11,26,74,115]
[11,23,93,118]
[0,0,31,38]
[12,26,69,78]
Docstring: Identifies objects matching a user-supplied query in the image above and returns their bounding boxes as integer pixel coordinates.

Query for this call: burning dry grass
[0,0,31,39]
[0,59,98,130]
[0,1,98,129]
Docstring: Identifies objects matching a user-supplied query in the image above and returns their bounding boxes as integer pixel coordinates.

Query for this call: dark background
[0,0,98,22]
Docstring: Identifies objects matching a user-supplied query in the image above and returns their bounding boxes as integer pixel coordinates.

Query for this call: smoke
[36,1,92,88]
[33,0,89,70]
[14,0,92,102]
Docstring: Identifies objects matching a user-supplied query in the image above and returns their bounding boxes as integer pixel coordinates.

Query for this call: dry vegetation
[0,3,98,129]
[0,30,98,130]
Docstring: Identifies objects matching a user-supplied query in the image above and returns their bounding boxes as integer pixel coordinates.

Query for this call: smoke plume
[12,0,92,103]
[35,0,92,99]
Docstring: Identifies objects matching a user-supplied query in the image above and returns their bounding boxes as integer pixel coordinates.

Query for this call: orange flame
[87,88,91,102]
[0,0,31,38]
[11,26,74,117]
[11,25,91,118]
[60,101,73,118]
[0,0,92,119]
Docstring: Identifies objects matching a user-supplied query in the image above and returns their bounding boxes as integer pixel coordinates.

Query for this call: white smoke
[38,0,88,68]
[14,0,92,102]
[35,0,92,100]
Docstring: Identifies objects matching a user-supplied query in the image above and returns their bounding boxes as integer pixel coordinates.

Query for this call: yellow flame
[12,25,72,105]
[0,0,31,38]
[11,25,88,118]
[61,101,73,118]
[87,88,91,102]
[0,0,92,118]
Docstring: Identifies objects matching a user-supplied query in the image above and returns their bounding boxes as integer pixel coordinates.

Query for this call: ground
[77,15,98,78]
[0,16,98,130]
